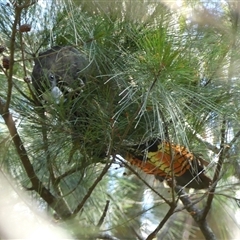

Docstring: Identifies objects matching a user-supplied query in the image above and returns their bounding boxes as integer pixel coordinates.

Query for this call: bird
[123,139,212,189]
[31,46,95,100]
[31,46,108,163]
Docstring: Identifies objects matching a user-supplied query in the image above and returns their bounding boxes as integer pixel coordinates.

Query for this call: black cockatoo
[32,46,94,101]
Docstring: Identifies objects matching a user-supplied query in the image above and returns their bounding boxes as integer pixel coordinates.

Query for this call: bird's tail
[123,139,212,189]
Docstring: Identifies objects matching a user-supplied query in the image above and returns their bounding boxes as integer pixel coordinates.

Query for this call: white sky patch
[235,210,240,225]
[235,190,240,225]
[37,0,47,8]
[161,0,182,9]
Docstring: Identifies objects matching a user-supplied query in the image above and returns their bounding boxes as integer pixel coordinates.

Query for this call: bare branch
[12,0,37,9]
[195,135,220,154]
[229,129,240,147]
[174,191,209,213]
[4,6,21,112]
[72,160,113,216]
[97,200,110,228]
[146,203,177,240]
[0,97,72,219]
[96,233,120,240]
[117,157,172,206]
[55,158,99,186]
[201,119,227,220]
[174,185,217,240]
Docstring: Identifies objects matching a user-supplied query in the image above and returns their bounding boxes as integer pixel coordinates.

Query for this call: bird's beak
[51,86,63,104]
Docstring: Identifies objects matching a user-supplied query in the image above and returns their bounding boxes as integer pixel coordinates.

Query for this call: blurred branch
[0,97,72,219]
[55,157,100,187]
[201,119,227,220]
[0,100,43,191]
[0,171,71,239]
[175,190,209,213]
[10,0,37,9]
[156,213,178,240]
[117,157,172,205]
[72,159,113,216]
[174,185,217,240]
[4,1,37,112]
[195,135,220,154]
[4,4,21,112]
[97,200,110,228]
[96,233,120,240]
[106,193,144,240]
[229,129,240,147]
[157,107,176,202]
[18,25,27,77]
[146,202,177,240]
[201,118,237,220]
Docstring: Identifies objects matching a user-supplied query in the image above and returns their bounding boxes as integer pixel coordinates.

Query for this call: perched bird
[123,139,211,189]
[31,46,106,162]
[32,46,95,100]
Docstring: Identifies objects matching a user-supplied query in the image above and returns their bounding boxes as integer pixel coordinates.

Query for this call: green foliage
[0,0,240,239]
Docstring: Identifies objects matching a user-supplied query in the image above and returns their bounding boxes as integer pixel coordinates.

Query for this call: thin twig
[195,135,220,154]
[72,160,113,216]
[17,19,39,104]
[146,203,177,240]
[201,119,227,220]
[116,157,172,206]
[174,185,217,240]
[174,190,209,213]
[54,163,91,185]
[97,200,110,228]
[158,107,176,203]
[18,19,27,77]
[12,82,35,103]
[0,97,72,218]
[229,129,240,147]
[14,0,37,9]
[40,110,60,195]
[105,193,144,240]
[4,6,21,112]
[95,233,120,240]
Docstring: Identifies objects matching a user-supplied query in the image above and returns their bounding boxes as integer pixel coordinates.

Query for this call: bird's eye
[48,71,55,80]
[49,74,55,80]
[48,73,57,88]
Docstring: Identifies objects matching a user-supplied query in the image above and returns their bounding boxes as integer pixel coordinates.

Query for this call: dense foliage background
[0,0,240,239]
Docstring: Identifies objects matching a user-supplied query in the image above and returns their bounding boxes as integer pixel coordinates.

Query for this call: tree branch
[96,233,120,240]
[201,119,227,220]
[146,203,177,240]
[195,135,220,154]
[174,185,217,240]
[97,200,110,228]
[0,97,72,219]
[55,157,102,188]
[72,159,113,216]
[117,157,172,206]
[4,5,21,112]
